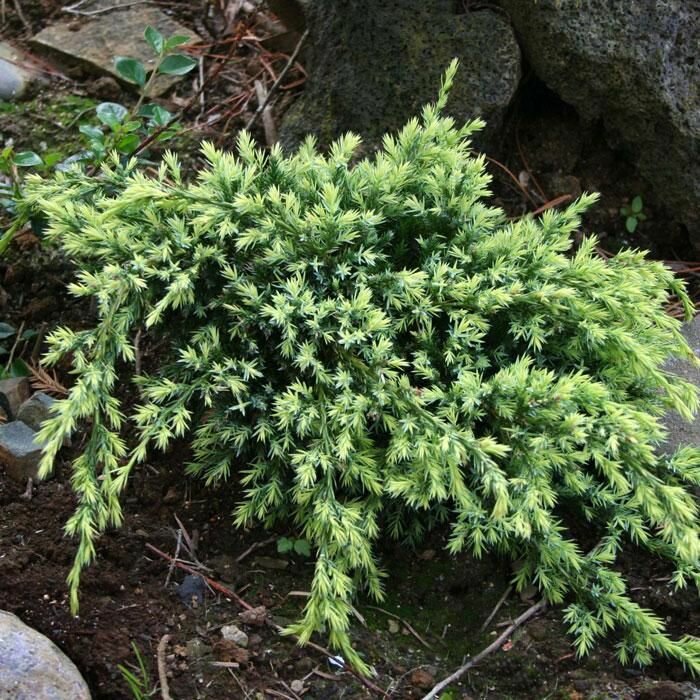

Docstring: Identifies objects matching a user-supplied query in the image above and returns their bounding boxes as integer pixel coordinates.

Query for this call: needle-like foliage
[24,62,700,674]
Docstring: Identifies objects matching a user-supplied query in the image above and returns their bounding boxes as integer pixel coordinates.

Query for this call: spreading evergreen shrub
[25,63,700,673]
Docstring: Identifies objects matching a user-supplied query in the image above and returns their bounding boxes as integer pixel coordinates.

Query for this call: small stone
[253,556,288,570]
[0,42,42,100]
[176,574,205,608]
[0,421,46,483]
[0,610,91,698]
[238,605,267,627]
[221,624,248,648]
[0,377,31,419]
[17,392,56,431]
[31,3,199,96]
[185,638,211,660]
[387,619,400,634]
[290,679,305,693]
[410,668,435,690]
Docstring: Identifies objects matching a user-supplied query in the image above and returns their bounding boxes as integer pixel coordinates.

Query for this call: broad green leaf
[158,54,197,76]
[117,134,140,154]
[139,104,172,126]
[277,537,293,554]
[96,102,128,128]
[631,196,643,213]
[8,358,29,377]
[0,322,16,340]
[626,216,638,233]
[164,35,191,51]
[43,151,63,168]
[13,151,43,167]
[79,125,104,141]
[115,57,147,87]
[144,25,164,55]
[293,539,311,557]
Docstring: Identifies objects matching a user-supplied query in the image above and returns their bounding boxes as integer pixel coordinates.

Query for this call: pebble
[221,624,248,648]
[0,610,91,698]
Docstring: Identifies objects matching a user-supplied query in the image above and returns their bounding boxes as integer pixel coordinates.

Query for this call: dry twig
[245,28,308,131]
[28,364,69,396]
[479,584,512,633]
[157,633,172,700]
[420,599,547,700]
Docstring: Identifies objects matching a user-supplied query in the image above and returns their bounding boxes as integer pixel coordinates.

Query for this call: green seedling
[620,195,647,233]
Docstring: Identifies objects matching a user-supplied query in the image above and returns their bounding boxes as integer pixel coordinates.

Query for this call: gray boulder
[279,1,521,152]
[0,610,91,699]
[661,315,700,455]
[499,0,700,250]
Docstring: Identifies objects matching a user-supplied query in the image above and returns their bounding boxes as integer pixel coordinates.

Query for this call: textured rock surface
[661,316,700,454]
[16,391,55,432]
[0,610,91,699]
[0,421,44,482]
[221,624,249,647]
[0,377,31,419]
[499,0,700,249]
[280,1,520,152]
[31,1,199,96]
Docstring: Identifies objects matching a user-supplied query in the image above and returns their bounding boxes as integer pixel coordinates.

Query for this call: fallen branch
[156,633,172,700]
[421,599,547,700]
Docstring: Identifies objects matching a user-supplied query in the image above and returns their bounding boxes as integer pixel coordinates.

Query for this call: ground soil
[1,3,700,700]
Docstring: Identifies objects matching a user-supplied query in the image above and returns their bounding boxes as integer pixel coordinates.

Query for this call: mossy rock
[280,1,521,153]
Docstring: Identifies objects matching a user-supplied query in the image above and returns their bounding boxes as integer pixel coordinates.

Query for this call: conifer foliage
[25,63,700,673]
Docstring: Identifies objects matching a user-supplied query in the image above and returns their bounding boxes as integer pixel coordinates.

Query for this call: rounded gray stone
[0,610,91,699]
[0,42,36,101]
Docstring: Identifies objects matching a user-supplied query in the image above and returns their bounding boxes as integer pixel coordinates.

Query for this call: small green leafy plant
[24,62,700,675]
[0,26,195,256]
[620,195,647,233]
[277,536,312,557]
